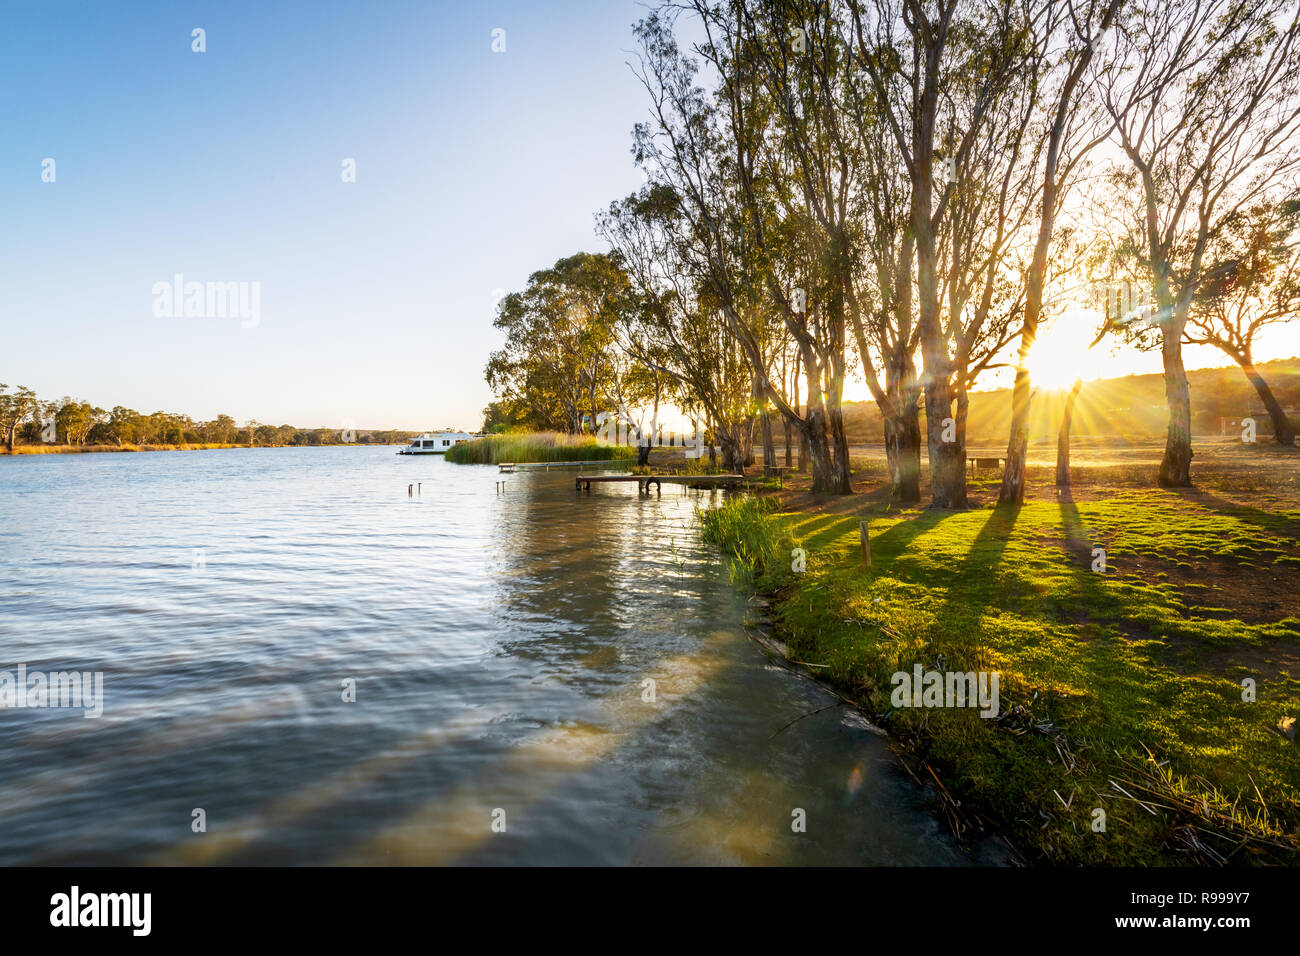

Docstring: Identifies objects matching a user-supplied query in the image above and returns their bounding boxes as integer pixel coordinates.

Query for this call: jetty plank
[575,473,746,494]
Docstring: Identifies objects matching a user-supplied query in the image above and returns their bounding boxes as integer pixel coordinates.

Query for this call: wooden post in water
[418,482,422,495]
[408,484,413,497]
[860,521,871,567]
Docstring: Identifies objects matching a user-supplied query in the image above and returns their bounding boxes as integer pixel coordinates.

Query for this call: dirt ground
[649,438,1300,660]
[647,437,1300,510]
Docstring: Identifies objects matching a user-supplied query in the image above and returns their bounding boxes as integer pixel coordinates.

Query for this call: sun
[1024,311,1098,391]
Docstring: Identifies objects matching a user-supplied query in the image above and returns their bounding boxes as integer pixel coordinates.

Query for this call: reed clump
[445,432,635,465]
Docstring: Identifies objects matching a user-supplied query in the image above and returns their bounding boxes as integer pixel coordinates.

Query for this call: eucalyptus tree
[485,292,581,431]
[843,64,924,502]
[629,7,852,492]
[599,185,762,472]
[850,0,1041,507]
[693,0,873,493]
[1185,199,1300,444]
[0,384,38,452]
[938,13,1047,458]
[997,0,1125,504]
[1093,0,1300,486]
[485,252,632,434]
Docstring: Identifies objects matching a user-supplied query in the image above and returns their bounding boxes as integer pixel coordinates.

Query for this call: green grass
[696,496,792,585]
[444,431,636,465]
[698,492,1300,864]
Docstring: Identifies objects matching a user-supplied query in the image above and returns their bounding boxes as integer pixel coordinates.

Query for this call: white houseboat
[398,430,476,455]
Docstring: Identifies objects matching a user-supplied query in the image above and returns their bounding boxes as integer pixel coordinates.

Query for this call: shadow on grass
[1053,489,1122,626]
[785,504,959,558]
[932,505,1021,635]
[784,513,865,554]
[1172,488,1300,543]
[866,508,958,563]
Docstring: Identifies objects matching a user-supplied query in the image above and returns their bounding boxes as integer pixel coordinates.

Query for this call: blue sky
[4,1,1293,430]
[1,0,650,430]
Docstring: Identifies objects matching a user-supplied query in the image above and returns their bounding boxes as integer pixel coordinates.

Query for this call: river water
[0,446,972,865]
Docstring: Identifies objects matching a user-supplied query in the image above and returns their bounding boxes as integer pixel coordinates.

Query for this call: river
[0,446,974,865]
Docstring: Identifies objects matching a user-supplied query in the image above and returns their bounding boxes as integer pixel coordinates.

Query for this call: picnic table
[967,456,1005,475]
[765,464,796,486]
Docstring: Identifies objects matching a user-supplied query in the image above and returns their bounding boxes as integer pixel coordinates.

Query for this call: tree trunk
[761,406,776,475]
[793,357,807,473]
[783,418,793,469]
[883,411,899,490]
[827,405,853,494]
[1056,378,1082,487]
[803,415,835,491]
[1158,328,1194,487]
[1240,361,1295,445]
[720,428,744,475]
[642,385,661,464]
[1000,363,1034,505]
[924,386,967,508]
[741,417,755,469]
[888,394,922,503]
[789,370,839,492]
[917,252,966,506]
[955,382,970,459]
[880,352,922,503]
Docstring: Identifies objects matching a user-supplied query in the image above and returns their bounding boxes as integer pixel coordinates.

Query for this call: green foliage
[1,386,414,451]
[696,496,791,585]
[444,431,636,465]
[484,252,639,434]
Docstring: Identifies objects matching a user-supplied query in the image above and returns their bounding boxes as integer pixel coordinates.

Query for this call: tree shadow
[786,505,960,560]
[933,505,1022,633]
[866,508,959,564]
[1170,487,1300,543]
[1053,488,1121,626]
[786,513,864,553]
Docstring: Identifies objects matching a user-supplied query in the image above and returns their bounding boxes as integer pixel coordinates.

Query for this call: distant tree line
[484,0,1300,499]
[0,386,413,451]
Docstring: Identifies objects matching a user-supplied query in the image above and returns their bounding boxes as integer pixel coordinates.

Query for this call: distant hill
[841,358,1300,444]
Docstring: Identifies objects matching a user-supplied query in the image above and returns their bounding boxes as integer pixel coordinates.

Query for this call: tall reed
[444,432,635,465]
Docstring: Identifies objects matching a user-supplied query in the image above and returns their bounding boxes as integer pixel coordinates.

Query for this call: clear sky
[3,2,1294,428]
[1,0,650,431]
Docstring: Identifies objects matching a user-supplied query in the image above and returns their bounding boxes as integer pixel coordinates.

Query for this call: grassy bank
[698,491,1300,864]
[445,431,635,465]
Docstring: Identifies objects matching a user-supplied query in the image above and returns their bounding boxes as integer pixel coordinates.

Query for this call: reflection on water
[0,447,971,865]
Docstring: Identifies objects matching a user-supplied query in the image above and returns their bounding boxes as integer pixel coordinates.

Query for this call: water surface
[0,446,971,865]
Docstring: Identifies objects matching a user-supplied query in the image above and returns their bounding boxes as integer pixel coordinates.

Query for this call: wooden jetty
[575,473,747,494]
[499,460,628,473]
